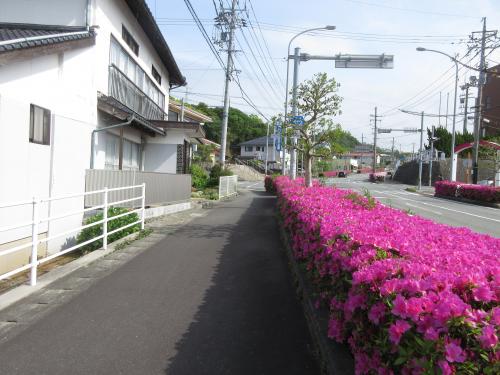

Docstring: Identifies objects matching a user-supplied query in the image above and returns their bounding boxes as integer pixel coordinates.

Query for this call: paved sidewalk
[0,189,318,374]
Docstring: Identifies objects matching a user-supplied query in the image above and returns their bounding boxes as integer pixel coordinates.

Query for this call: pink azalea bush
[435,180,500,203]
[274,176,500,374]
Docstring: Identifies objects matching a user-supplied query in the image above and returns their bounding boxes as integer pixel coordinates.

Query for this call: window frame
[151,65,161,85]
[29,104,51,145]
[244,146,253,152]
[122,25,139,56]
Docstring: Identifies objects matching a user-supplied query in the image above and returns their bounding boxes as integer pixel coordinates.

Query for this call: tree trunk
[305,153,313,187]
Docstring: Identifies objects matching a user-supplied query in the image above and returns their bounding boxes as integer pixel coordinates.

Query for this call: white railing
[219,175,238,200]
[0,184,146,286]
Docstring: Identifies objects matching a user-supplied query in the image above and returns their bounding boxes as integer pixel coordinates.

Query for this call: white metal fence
[0,184,145,286]
[219,175,238,199]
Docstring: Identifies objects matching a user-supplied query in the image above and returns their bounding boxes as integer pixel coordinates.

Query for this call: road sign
[290,115,305,126]
[377,128,392,133]
[274,120,282,152]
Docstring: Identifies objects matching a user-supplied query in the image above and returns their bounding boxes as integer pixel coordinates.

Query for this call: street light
[283,25,336,176]
[417,47,459,181]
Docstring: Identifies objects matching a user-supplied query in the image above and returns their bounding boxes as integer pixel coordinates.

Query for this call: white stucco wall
[240,145,281,162]
[93,0,170,106]
[0,0,88,26]
[0,0,185,259]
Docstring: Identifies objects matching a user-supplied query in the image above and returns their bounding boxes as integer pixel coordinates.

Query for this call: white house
[0,0,203,272]
[238,135,289,166]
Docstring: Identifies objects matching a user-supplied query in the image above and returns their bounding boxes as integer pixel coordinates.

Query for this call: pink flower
[444,341,466,363]
[438,360,453,375]
[389,320,411,344]
[392,295,407,318]
[472,285,494,303]
[368,302,386,325]
[478,325,498,349]
[327,318,344,342]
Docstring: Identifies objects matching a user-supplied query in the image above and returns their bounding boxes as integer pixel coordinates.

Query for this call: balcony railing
[108,64,166,121]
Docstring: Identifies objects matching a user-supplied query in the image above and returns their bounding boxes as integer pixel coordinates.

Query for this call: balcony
[108,64,166,121]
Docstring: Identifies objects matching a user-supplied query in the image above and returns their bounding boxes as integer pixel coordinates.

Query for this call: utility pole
[445,92,449,130]
[412,143,415,160]
[438,91,442,127]
[372,107,379,173]
[290,47,300,179]
[391,137,395,166]
[429,125,435,187]
[472,17,488,184]
[219,0,238,167]
[461,82,471,134]
[418,111,424,190]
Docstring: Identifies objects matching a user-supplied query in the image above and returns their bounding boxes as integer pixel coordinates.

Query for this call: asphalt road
[330,174,500,237]
[0,189,319,375]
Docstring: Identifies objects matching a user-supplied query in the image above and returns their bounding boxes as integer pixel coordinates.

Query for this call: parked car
[338,171,347,178]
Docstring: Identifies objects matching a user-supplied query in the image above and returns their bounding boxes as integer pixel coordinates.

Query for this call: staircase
[228,161,264,181]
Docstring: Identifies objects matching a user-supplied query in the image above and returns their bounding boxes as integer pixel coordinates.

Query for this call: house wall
[93,0,170,106]
[0,45,96,255]
[0,0,185,266]
[0,0,88,26]
[240,145,280,162]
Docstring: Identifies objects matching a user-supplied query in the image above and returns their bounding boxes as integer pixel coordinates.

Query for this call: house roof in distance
[238,136,274,147]
[0,23,95,53]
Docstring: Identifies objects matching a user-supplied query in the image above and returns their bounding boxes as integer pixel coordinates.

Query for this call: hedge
[273,176,500,374]
[435,181,500,203]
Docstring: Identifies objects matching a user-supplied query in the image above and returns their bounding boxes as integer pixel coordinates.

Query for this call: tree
[292,72,343,186]
[190,102,267,152]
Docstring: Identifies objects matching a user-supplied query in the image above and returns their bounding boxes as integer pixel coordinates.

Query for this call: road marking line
[373,190,500,223]
[405,203,442,216]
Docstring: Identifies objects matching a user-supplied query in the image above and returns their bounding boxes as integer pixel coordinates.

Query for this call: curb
[277,216,354,375]
[0,229,144,312]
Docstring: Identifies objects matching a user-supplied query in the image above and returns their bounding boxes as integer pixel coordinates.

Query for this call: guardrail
[219,175,238,200]
[0,184,145,286]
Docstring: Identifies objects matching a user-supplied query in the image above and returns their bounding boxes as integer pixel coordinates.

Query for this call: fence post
[226,176,230,197]
[30,197,39,286]
[218,177,222,200]
[103,187,108,250]
[141,183,146,230]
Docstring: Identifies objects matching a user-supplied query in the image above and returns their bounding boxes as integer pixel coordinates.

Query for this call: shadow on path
[165,192,319,375]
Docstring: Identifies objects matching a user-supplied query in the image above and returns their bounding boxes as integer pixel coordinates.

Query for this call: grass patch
[405,187,418,193]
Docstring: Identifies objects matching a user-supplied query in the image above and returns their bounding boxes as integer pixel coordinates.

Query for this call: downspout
[90,116,135,169]
[86,0,92,30]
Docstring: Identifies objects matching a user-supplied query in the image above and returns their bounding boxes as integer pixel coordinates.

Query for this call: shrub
[76,207,140,252]
[435,180,500,203]
[273,176,500,374]
[207,164,233,187]
[190,164,209,189]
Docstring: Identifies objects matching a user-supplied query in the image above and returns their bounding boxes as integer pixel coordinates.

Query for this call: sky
[147,0,500,152]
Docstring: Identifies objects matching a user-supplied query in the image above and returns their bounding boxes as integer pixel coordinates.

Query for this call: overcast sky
[147,0,500,152]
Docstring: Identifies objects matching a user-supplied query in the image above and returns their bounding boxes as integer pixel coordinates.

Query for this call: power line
[247,0,286,88]
[182,0,226,70]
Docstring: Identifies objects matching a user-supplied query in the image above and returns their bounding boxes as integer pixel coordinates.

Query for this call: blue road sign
[290,115,305,126]
[274,120,282,152]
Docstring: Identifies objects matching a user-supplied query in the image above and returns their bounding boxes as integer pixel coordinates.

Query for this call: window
[109,37,165,110]
[256,146,264,152]
[168,110,179,121]
[151,65,161,85]
[244,146,253,152]
[104,133,140,170]
[122,26,139,56]
[29,104,50,145]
